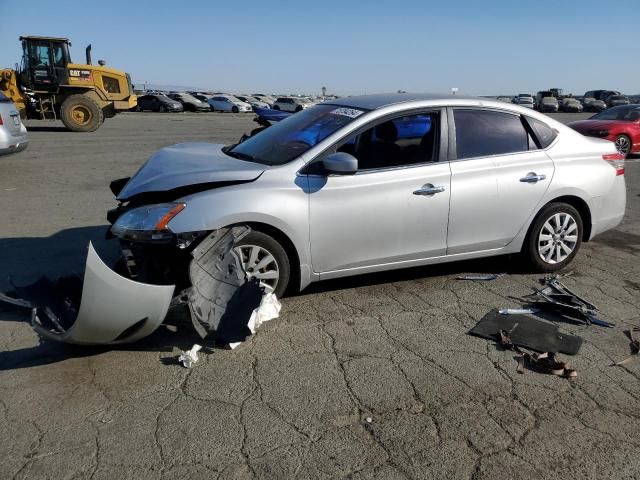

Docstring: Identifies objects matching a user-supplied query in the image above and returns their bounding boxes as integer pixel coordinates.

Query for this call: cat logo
[69,69,92,81]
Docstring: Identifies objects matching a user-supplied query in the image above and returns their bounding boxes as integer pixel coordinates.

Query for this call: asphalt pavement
[1,111,639,479]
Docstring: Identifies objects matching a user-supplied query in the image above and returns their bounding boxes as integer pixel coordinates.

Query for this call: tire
[60,94,103,132]
[523,203,583,272]
[295,105,303,112]
[234,231,291,297]
[232,106,239,113]
[614,134,631,158]
[273,105,280,110]
[135,104,141,112]
[159,105,166,113]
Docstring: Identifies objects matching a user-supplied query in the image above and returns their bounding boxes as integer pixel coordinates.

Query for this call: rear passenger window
[526,117,557,148]
[453,109,530,160]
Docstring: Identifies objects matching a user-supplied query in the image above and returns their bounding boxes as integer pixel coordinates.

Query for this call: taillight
[603,153,625,176]
[0,113,3,125]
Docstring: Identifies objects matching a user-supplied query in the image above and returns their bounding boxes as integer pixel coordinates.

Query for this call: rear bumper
[588,176,626,240]
[0,129,29,156]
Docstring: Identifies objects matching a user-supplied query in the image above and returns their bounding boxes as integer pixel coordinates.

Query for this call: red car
[568,105,640,157]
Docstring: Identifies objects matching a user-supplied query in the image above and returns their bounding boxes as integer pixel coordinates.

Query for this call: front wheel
[523,203,583,272]
[60,94,104,132]
[615,134,631,157]
[232,106,239,113]
[234,231,290,297]
[158,105,166,113]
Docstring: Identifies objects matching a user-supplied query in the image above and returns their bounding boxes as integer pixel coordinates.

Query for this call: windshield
[591,105,640,121]
[227,104,366,166]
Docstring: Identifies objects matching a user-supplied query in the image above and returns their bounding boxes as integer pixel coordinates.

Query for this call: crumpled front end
[1,227,270,346]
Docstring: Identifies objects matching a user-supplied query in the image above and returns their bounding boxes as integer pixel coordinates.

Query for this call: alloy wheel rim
[234,245,279,290]
[538,213,578,264]
[615,136,630,155]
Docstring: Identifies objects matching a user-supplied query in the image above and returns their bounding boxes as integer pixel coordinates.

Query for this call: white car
[235,95,271,109]
[516,96,535,109]
[272,97,312,112]
[207,95,252,113]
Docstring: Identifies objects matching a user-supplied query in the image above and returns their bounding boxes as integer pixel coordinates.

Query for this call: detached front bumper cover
[3,242,175,345]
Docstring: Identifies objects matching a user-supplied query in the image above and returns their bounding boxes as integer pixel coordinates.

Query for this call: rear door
[447,108,554,254]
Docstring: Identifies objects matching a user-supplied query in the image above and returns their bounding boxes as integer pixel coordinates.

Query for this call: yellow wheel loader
[0,36,137,132]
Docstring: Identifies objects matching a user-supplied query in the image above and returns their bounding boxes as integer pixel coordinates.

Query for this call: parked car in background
[607,95,630,108]
[109,94,627,298]
[168,93,210,112]
[235,95,271,109]
[600,91,621,103]
[496,96,512,103]
[515,96,535,109]
[582,97,607,112]
[208,95,253,113]
[0,92,29,155]
[561,98,583,112]
[272,97,311,112]
[569,104,640,157]
[538,95,559,112]
[136,94,184,113]
[252,94,276,105]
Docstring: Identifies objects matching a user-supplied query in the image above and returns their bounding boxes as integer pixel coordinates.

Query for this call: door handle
[413,184,445,196]
[519,172,547,183]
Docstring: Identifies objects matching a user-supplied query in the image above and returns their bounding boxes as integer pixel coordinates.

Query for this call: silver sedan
[111,94,627,297]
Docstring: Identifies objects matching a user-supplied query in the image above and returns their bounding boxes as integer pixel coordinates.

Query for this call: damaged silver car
[7,94,625,345]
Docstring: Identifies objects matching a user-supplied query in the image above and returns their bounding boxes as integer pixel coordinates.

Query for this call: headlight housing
[111,203,185,242]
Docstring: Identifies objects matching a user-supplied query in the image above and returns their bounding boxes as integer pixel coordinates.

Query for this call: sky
[1,0,638,96]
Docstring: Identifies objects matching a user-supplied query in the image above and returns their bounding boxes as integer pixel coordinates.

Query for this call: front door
[308,110,451,274]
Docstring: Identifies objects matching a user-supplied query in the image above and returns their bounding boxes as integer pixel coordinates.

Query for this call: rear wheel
[615,134,631,157]
[234,231,290,297]
[60,94,103,132]
[523,203,583,272]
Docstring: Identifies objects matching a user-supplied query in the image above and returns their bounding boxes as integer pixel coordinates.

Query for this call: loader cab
[20,36,71,91]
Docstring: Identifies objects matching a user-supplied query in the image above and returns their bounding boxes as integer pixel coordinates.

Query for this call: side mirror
[322,152,358,175]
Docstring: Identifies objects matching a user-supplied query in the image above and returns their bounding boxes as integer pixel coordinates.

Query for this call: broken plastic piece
[247,292,282,334]
[457,273,505,281]
[499,308,539,315]
[178,344,202,368]
[186,226,266,346]
[613,327,640,366]
[2,242,175,345]
[469,310,583,355]
[531,276,613,328]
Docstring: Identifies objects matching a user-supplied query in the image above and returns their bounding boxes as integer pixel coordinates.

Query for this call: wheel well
[542,196,592,241]
[236,222,301,291]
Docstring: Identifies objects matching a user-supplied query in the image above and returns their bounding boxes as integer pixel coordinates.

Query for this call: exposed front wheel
[523,203,583,272]
[234,231,290,297]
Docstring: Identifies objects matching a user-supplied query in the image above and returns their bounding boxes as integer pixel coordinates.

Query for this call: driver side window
[337,111,440,171]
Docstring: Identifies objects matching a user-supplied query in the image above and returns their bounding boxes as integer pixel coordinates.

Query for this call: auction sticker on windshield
[330,107,364,118]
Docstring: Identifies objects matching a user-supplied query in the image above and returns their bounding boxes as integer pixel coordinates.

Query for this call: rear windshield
[227,104,365,166]
[591,105,640,121]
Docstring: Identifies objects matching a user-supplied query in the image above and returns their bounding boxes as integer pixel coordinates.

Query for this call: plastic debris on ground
[470,309,583,355]
[614,327,639,366]
[456,273,505,281]
[178,344,202,368]
[528,275,614,328]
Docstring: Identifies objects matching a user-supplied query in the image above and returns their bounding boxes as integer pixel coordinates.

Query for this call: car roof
[326,93,485,110]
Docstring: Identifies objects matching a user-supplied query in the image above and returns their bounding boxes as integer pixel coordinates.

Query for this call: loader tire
[60,94,104,132]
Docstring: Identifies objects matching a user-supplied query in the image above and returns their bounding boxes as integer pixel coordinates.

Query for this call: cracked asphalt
[1,112,639,479]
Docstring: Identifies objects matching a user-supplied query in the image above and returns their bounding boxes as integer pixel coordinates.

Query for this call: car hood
[117,143,266,201]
